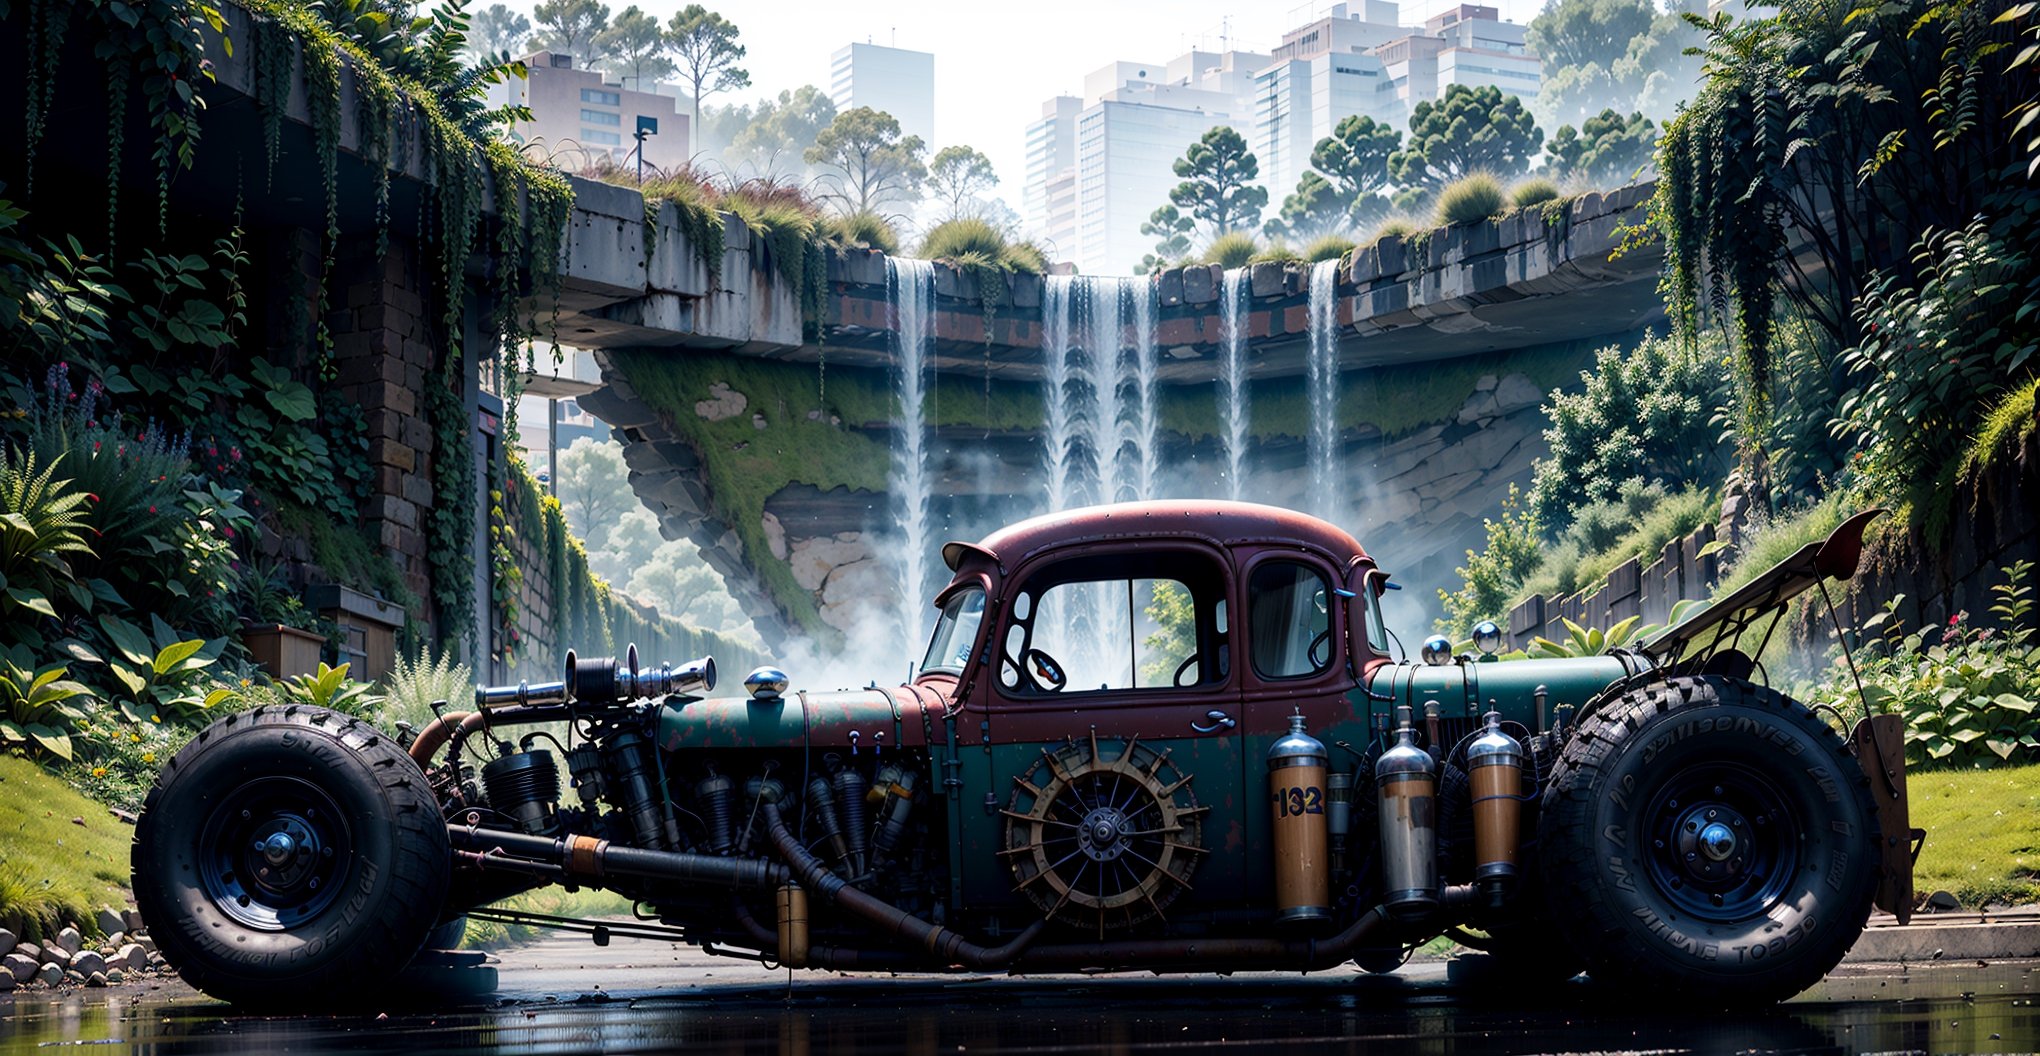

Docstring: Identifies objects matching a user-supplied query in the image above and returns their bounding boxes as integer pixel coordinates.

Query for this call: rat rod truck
[132,501,1917,1007]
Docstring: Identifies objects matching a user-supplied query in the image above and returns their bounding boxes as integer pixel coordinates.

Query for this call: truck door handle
[1192,710,1236,733]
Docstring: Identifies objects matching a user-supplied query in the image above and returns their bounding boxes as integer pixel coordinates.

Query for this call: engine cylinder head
[565,745,607,810]
[1375,706,1438,922]
[603,729,669,851]
[482,750,561,835]
[830,757,871,878]
[696,764,735,855]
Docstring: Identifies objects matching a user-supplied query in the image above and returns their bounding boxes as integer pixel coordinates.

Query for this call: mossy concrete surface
[0,757,131,944]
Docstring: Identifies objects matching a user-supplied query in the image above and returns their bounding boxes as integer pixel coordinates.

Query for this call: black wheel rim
[197,776,351,931]
[1640,761,1799,924]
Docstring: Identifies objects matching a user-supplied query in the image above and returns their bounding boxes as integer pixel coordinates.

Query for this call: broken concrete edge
[1842,908,2040,963]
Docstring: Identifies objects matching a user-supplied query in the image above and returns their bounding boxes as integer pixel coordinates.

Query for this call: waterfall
[1219,268,1250,501]
[887,258,935,649]
[1307,258,1342,523]
[1131,279,1160,502]
[1042,275,1077,512]
[1083,277,1125,505]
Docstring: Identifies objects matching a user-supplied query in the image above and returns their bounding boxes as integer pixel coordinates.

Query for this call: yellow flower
[130,733,141,743]
[240,679,252,688]
[150,715,161,724]
[91,767,108,778]
[140,752,156,764]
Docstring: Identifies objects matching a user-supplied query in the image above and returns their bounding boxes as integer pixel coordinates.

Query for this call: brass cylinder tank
[775,882,810,969]
[1375,705,1438,921]
[1267,713,1330,923]
[1466,711,1526,903]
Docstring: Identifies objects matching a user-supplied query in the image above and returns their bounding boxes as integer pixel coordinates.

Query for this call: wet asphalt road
[2,935,2036,1055]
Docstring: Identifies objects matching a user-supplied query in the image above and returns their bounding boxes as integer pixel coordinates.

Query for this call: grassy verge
[0,756,132,943]
[1910,763,2040,908]
[460,886,638,949]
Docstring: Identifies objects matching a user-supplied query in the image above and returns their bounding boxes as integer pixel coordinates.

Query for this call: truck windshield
[920,587,987,675]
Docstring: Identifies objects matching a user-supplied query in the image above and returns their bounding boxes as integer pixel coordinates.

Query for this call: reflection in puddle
[2,964,2035,1055]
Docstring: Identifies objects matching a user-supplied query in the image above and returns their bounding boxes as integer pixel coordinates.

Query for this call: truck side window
[999,553,1226,696]
[1249,561,1334,679]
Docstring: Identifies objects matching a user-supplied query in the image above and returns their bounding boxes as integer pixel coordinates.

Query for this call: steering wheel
[1172,653,1201,687]
[1307,629,1332,670]
[1022,648,1067,692]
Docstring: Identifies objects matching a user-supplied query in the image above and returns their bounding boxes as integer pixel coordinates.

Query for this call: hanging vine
[21,0,73,199]
[104,60,132,259]
[250,15,292,189]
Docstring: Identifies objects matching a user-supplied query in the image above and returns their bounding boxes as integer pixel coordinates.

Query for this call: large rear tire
[1539,676,1877,1005]
[132,705,450,1008]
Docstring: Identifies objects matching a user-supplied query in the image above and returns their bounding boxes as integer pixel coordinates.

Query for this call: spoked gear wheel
[1002,731,1207,936]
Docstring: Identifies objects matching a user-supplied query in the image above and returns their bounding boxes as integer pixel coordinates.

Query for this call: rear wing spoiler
[1638,508,1886,670]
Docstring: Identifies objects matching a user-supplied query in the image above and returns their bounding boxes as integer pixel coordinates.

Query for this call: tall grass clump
[820,209,901,255]
[1202,231,1260,268]
[1304,234,1356,263]
[918,217,1047,274]
[1435,172,1505,226]
[1367,216,1422,243]
[1510,177,1561,210]
[1250,241,1302,264]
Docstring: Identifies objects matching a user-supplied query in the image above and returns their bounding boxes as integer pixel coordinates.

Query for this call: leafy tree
[667,5,749,127]
[553,436,631,551]
[532,0,609,63]
[1527,0,1657,74]
[928,145,999,218]
[1389,85,1543,190]
[1527,332,1731,528]
[1137,204,1195,273]
[725,86,837,174]
[1312,114,1398,200]
[1269,172,1351,241]
[466,3,531,58]
[1436,485,1543,640]
[1546,109,1657,185]
[627,539,753,638]
[1168,126,1268,236]
[805,107,927,213]
[595,6,672,91]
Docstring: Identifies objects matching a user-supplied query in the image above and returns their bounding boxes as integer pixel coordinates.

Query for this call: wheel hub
[1673,803,1751,881]
[1644,765,1797,924]
[1078,807,1129,861]
[198,777,350,931]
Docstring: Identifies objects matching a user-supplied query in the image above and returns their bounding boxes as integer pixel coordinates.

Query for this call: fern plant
[0,646,93,762]
[0,449,94,622]
[380,647,473,732]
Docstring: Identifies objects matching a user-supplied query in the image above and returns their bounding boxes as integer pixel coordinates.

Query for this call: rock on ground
[95,908,124,936]
[33,963,62,986]
[0,928,14,957]
[70,950,105,976]
[115,944,147,973]
[54,927,82,956]
[3,952,35,983]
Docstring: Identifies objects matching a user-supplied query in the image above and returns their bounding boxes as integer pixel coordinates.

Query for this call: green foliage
[1433,172,1506,225]
[1518,482,1718,601]
[1367,216,1420,243]
[1140,580,1196,685]
[713,86,838,176]
[1529,0,1697,130]
[1437,485,1544,640]
[1310,114,1399,203]
[464,3,530,59]
[806,107,927,214]
[1269,171,1386,242]
[1524,601,1708,657]
[1827,564,2040,768]
[1545,109,1657,185]
[1303,234,1355,263]
[89,614,231,727]
[1528,331,1731,528]
[1959,375,2040,485]
[1139,204,1196,273]
[1201,231,1261,269]
[1509,177,1561,210]
[0,648,93,763]
[928,145,999,218]
[0,449,93,623]
[1834,222,2037,506]
[1390,85,1544,190]
[666,4,748,121]
[1168,126,1269,237]
[379,646,473,734]
[917,216,1005,262]
[281,661,383,717]
[1709,495,1845,599]
[532,0,609,58]
[819,209,900,254]
[594,5,672,90]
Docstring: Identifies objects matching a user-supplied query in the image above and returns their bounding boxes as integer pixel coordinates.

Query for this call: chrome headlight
[1420,635,1454,666]
[1471,620,1503,656]
[744,666,790,701]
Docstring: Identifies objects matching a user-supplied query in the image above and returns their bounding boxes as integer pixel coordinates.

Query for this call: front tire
[1539,676,1877,1005]
[133,705,450,1008]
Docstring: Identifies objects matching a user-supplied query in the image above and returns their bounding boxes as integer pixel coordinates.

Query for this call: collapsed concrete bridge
[552,179,1666,646]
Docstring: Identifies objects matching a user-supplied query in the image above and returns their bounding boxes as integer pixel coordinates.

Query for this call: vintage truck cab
[134,500,1914,1008]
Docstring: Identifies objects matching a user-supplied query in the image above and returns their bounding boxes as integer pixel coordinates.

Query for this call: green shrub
[1201,231,1260,268]
[1817,562,2040,768]
[1510,177,1561,209]
[0,646,93,763]
[820,209,900,254]
[1711,495,1844,599]
[0,448,92,625]
[1434,172,1505,226]
[1249,241,1302,264]
[281,662,382,718]
[1001,240,1048,275]
[1529,331,1732,528]
[1367,216,1421,243]
[22,366,189,581]
[1437,485,1543,639]
[1303,234,1356,263]
[380,646,472,734]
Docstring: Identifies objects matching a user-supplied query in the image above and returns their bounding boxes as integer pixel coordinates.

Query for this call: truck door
[1234,550,1363,909]
[970,543,1248,929]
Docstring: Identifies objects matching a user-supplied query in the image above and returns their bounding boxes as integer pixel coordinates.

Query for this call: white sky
[496,0,1543,195]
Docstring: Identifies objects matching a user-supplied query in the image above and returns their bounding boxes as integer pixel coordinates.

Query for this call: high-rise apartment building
[1024,96,1083,260]
[493,52,690,169]
[829,42,936,146]
[1414,5,1539,105]
[1254,1,1406,203]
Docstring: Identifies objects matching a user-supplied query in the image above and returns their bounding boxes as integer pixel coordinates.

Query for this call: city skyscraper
[829,42,937,146]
